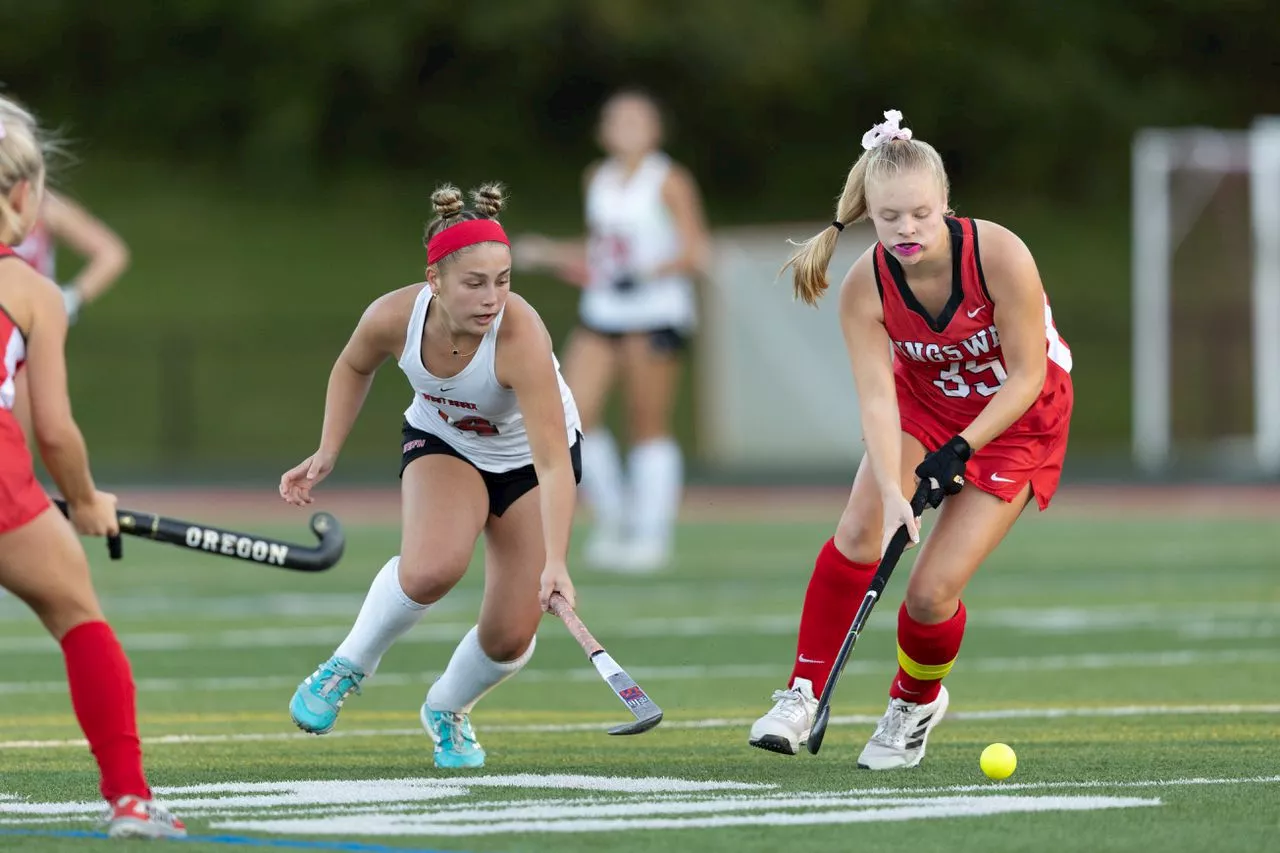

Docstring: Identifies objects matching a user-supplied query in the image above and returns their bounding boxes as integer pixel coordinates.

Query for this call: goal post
[1131,116,1280,477]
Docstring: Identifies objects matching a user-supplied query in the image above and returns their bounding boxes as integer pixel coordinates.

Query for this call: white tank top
[581,151,696,333]
[13,219,55,280]
[398,287,581,473]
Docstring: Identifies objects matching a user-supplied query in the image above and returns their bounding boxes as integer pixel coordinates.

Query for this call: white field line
[1,647,1278,697]
[214,796,1162,835]
[2,647,1279,697]
[1,602,1278,650]
[1,773,1274,825]
[1,703,1276,750]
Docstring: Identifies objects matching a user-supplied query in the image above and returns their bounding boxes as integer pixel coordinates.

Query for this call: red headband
[427,219,510,266]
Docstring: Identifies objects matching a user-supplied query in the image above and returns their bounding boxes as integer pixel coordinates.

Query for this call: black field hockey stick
[53,499,345,572]
[548,592,664,735]
[807,480,933,755]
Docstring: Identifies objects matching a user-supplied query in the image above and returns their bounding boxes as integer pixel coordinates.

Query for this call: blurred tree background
[3,0,1277,481]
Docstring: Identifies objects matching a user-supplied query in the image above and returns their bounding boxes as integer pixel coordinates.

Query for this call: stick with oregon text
[807,480,933,755]
[53,499,345,572]
[548,592,664,735]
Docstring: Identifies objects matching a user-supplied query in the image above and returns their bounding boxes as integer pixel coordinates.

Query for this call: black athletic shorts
[399,422,583,517]
[578,322,689,355]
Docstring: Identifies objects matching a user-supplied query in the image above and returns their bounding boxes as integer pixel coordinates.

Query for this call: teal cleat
[289,656,366,735]
[420,703,486,769]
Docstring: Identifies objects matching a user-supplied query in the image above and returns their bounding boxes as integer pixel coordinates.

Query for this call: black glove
[915,435,971,509]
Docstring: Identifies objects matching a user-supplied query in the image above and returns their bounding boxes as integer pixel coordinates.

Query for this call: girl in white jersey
[514,89,710,573]
[280,183,583,770]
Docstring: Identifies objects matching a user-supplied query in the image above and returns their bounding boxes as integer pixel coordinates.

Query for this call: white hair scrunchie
[861,109,912,151]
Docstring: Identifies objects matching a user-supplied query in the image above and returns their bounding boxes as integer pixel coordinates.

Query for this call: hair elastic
[831,220,845,232]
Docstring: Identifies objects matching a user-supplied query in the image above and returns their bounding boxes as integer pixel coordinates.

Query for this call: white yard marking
[0,703,1276,750]
[1,601,1276,650]
[216,795,1161,835]
[3,774,1276,837]
[1,647,1277,696]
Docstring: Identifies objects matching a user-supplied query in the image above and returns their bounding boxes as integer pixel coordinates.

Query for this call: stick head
[608,711,663,736]
[305,512,345,570]
[806,705,831,754]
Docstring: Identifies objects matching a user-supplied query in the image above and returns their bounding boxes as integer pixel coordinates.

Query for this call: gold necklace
[450,339,481,358]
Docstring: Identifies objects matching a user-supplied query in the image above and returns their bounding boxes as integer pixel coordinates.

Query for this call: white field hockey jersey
[581,151,697,333]
[399,287,581,473]
[12,219,54,281]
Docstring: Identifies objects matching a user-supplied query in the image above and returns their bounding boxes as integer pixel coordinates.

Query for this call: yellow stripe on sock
[897,644,956,680]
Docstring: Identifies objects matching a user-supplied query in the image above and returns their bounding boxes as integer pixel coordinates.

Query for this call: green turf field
[0,498,1277,852]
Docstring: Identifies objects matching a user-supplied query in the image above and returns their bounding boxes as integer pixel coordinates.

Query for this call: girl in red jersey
[0,96,184,837]
[748,110,1073,769]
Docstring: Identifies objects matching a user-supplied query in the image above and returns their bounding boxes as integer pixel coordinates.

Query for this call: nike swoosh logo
[967,305,986,318]
[797,655,825,664]
[440,387,454,394]
[990,473,1015,483]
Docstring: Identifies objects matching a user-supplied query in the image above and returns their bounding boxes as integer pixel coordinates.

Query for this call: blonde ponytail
[782,110,949,307]
[782,157,871,306]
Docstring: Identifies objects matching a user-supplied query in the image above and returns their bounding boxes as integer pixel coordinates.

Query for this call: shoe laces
[871,698,916,747]
[102,797,181,827]
[314,659,363,701]
[768,687,812,724]
[437,711,478,751]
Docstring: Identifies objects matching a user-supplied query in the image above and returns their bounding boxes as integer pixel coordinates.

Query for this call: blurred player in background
[748,110,1073,769]
[282,183,582,770]
[0,95,184,839]
[10,166,130,443]
[514,88,711,573]
[13,189,130,323]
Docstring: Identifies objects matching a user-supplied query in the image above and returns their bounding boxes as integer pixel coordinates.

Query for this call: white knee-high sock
[425,626,536,714]
[629,438,683,551]
[333,557,429,675]
[581,428,626,536]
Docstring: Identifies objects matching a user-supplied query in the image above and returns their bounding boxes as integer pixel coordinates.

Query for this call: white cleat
[857,685,950,770]
[104,795,187,839]
[748,677,817,755]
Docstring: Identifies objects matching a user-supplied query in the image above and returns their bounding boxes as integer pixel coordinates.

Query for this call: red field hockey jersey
[874,217,1072,434]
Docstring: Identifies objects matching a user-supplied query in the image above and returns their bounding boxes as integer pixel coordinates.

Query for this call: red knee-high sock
[60,621,150,801]
[890,601,967,705]
[788,538,879,696]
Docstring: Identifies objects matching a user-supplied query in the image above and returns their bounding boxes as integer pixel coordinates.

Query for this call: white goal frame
[1131,116,1280,476]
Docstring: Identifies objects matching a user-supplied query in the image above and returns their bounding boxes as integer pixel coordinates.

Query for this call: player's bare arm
[18,268,94,504]
[838,251,903,499]
[839,251,923,544]
[650,165,711,279]
[957,221,1049,452]
[280,286,414,505]
[42,190,130,304]
[496,294,577,608]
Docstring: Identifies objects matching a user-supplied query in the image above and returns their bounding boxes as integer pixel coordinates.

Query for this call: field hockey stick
[547,592,664,735]
[53,499,345,572]
[807,479,933,755]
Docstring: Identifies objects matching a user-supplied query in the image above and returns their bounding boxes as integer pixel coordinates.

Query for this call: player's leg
[615,329,684,572]
[750,433,927,754]
[290,451,488,735]
[422,464,560,768]
[857,483,1031,770]
[0,508,185,838]
[561,326,625,566]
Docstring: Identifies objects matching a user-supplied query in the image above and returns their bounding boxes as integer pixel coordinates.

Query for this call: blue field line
[0,828,470,852]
